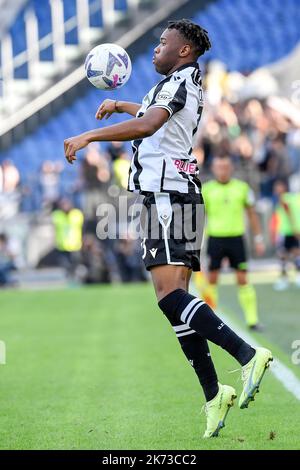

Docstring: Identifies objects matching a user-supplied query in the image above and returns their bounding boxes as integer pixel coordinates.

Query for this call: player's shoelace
[228,361,255,385]
[241,361,253,384]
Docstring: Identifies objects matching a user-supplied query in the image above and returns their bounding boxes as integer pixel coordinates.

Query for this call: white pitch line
[190,283,300,401]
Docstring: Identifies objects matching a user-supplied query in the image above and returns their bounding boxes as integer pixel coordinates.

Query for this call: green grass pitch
[0,283,299,450]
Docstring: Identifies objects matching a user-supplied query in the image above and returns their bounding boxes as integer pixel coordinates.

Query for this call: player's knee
[153,271,187,301]
[158,288,187,322]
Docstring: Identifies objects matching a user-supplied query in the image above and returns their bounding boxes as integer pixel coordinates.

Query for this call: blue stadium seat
[114,0,128,11]
[63,0,79,45]
[31,0,54,61]
[10,8,27,57]
[63,0,77,20]
[8,5,29,77]
[88,0,103,28]
[196,0,300,70]
[32,0,52,37]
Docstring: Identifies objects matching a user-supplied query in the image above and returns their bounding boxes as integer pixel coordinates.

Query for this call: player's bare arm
[246,206,265,256]
[64,107,169,163]
[95,99,141,120]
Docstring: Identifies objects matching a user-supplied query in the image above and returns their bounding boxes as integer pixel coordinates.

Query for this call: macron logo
[217,323,224,330]
[150,248,158,258]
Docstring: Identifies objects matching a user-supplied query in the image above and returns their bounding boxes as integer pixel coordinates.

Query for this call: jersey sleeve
[244,184,255,207]
[149,79,187,117]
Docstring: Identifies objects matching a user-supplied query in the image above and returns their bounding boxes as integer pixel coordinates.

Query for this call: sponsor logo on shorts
[174,159,198,174]
[150,248,158,258]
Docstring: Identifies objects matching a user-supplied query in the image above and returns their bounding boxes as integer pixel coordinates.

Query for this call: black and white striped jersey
[128,62,203,194]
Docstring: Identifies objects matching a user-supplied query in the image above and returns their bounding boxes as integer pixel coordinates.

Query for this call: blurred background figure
[76,234,111,284]
[199,156,265,330]
[81,144,111,232]
[0,233,16,287]
[115,235,147,283]
[113,151,131,190]
[106,141,127,162]
[0,160,21,218]
[271,179,300,290]
[40,161,63,212]
[1,159,20,193]
[51,198,84,278]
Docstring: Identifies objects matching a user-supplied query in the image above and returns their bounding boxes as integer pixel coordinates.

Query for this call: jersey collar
[170,61,199,75]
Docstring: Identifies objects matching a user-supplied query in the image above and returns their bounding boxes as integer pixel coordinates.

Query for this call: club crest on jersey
[156,90,172,102]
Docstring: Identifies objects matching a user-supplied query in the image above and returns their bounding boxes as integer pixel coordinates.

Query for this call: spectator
[113,151,131,189]
[1,160,20,193]
[76,234,111,284]
[233,134,260,195]
[106,141,127,162]
[260,134,291,198]
[271,180,300,290]
[0,160,21,217]
[40,160,63,210]
[51,199,84,277]
[81,145,111,230]
[115,236,147,283]
[0,233,16,287]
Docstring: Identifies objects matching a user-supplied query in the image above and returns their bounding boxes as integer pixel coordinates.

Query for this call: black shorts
[207,235,247,271]
[282,235,300,251]
[140,192,204,271]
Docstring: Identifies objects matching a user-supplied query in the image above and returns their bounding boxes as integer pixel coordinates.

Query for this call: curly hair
[167,19,211,58]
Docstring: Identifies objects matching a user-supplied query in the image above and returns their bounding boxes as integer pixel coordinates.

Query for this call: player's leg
[236,270,260,330]
[154,264,272,409]
[185,268,219,403]
[153,264,255,366]
[145,192,272,414]
[205,236,223,309]
[206,270,219,309]
[227,236,260,329]
[152,265,236,437]
[274,237,289,290]
[186,268,192,290]
[151,266,219,404]
[291,244,300,287]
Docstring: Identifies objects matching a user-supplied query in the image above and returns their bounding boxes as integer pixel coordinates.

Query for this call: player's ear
[179,44,191,58]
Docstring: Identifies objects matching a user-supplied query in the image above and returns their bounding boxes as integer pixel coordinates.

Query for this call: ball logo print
[84,43,132,90]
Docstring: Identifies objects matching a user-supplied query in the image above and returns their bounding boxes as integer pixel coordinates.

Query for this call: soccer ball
[84,43,132,90]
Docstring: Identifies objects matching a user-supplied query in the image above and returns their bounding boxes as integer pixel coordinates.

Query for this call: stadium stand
[1,0,300,180]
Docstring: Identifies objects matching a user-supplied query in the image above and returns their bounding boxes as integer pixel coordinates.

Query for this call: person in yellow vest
[113,151,131,189]
[52,198,84,276]
[272,179,300,290]
[200,156,265,331]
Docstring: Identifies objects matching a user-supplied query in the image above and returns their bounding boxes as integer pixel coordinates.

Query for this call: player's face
[212,159,233,183]
[153,29,186,75]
